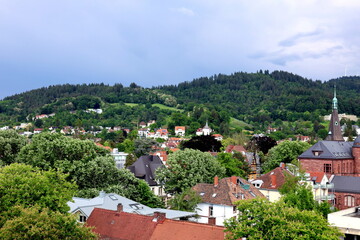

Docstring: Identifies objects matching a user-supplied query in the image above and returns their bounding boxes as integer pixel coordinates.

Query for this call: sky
[1,0,360,99]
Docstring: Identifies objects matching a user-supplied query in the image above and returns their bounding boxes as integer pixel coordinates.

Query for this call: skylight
[109,195,118,200]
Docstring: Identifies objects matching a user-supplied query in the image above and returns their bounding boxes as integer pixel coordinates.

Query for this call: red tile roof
[87,208,226,240]
[225,145,246,153]
[255,167,293,190]
[87,208,157,240]
[150,219,225,240]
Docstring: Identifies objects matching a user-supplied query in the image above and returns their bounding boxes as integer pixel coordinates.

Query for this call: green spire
[332,85,338,110]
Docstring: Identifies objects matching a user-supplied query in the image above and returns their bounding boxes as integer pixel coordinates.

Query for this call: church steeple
[326,85,344,141]
[332,85,338,110]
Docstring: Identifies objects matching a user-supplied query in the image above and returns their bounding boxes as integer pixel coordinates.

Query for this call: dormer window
[312,151,322,156]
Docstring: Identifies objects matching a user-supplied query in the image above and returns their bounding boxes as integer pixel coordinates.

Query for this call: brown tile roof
[87,208,157,240]
[225,145,246,153]
[192,177,264,206]
[87,208,225,240]
[308,172,325,183]
[255,167,293,190]
[150,219,225,240]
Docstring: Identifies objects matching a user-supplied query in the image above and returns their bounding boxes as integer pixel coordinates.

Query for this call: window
[233,206,237,213]
[79,215,87,223]
[324,164,332,173]
[209,206,213,217]
[345,195,355,207]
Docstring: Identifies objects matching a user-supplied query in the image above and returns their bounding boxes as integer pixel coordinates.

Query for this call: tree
[76,168,164,208]
[0,206,98,240]
[17,132,109,171]
[262,140,310,173]
[156,149,226,193]
[16,133,112,188]
[0,130,27,166]
[0,163,76,214]
[224,198,343,240]
[181,135,222,152]
[247,135,277,155]
[134,138,157,157]
[279,174,333,218]
[167,188,201,212]
[216,152,250,178]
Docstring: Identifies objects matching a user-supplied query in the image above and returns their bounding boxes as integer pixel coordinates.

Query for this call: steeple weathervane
[332,85,338,110]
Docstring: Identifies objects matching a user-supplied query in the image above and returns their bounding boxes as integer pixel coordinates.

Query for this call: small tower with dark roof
[352,135,360,174]
[325,85,344,141]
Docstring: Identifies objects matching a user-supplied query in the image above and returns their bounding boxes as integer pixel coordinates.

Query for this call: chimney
[214,176,219,187]
[208,217,216,226]
[117,203,123,212]
[231,176,237,185]
[99,191,106,198]
[153,212,166,223]
[270,174,277,187]
[280,162,286,169]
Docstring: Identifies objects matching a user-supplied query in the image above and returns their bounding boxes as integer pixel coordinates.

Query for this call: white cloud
[173,7,195,16]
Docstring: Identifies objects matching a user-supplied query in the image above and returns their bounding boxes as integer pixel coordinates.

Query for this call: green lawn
[229,117,252,129]
[151,104,183,112]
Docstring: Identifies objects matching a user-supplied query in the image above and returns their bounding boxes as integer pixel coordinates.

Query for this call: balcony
[313,183,334,189]
[316,194,335,201]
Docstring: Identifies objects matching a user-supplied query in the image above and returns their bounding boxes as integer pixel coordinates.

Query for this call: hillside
[0,70,360,133]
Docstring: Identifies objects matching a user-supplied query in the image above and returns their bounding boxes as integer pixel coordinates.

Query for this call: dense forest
[0,70,359,136]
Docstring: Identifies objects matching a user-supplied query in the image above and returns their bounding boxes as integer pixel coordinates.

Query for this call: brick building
[299,87,360,210]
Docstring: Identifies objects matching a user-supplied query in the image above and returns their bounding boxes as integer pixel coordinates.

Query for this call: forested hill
[156,71,360,121]
[1,70,360,125]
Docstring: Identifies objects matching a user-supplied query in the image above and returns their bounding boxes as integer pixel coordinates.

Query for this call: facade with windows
[330,175,360,210]
[192,176,264,226]
[110,148,128,169]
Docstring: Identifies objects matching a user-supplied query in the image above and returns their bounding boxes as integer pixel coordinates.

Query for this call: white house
[175,126,186,136]
[110,148,128,169]
[192,176,264,226]
[196,122,212,136]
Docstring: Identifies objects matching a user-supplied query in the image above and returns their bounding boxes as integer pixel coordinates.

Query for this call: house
[33,128,44,134]
[196,122,212,136]
[86,207,225,240]
[308,172,334,204]
[155,128,169,140]
[296,135,310,142]
[35,114,49,120]
[127,155,165,196]
[110,148,128,169]
[328,206,360,239]
[212,134,223,141]
[85,108,103,114]
[139,121,147,128]
[192,176,264,226]
[138,128,150,138]
[151,150,168,165]
[175,126,186,136]
[68,192,195,223]
[330,175,360,210]
[251,165,291,202]
[225,145,246,154]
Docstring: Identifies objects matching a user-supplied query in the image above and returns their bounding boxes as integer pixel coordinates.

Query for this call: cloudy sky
[1,0,360,99]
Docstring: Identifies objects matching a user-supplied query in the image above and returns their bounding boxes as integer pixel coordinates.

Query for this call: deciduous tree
[0,163,76,214]
[156,149,225,193]
[0,130,27,166]
[225,198,343,240]
[0,206,98,240]
[262,140,310,172]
